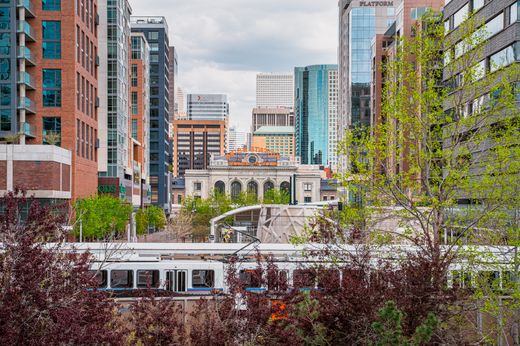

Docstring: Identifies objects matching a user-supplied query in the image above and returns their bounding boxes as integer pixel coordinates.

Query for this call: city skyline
[130,0,338,131]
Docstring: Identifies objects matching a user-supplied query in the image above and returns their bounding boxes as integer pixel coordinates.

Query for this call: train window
[192,270,214,288]
[239,269,262,288]
[478,271,500,289]
[317,269,340,288]
[110,270,134,288]
[88,270,107,288]
[267,270,288,291]
[293,269,316,288]
[452,271,472,288]
[176,271,187,292]
[137,270,160,288]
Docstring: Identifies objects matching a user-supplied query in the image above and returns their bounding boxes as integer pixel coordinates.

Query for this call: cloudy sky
[131,0,338,131]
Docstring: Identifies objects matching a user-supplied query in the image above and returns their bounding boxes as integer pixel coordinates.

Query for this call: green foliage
[74,195,133,240]
[372,301,438,346]
[262,188,290,204]
[135,205,166,235]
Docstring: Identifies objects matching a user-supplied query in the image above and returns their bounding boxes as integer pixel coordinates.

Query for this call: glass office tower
[294,64,338,166]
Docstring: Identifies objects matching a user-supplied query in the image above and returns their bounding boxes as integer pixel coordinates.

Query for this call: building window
[471,0,484,12]
[410,7,429,20]
[0,85,10,106]
[42,21,61,59]
[453,3,469,29]
[132,119,137,139]
[304,197,312,203]
[131,92,138,115]
[194,182,202,191]
[0,33,10,55]
[510,2,518,24]
[0,58,12,80]
[0,109,11,131]
[304,183,312,192]
[231,181,242,200]
[247,180,258,197]
[484,13,504,40]
[42,0,60,10]
[148,31,159,41]
[0,8,10,31]
[131,64,138,87]
[42,117,61,146]
[42,69,61,107]
[490,44,516,72]
[214,181,225,195]
[263,181,274,193]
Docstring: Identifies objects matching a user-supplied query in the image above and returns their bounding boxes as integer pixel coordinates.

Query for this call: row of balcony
[20,122,35,138]
[17,46,35,66]
[17,21,35,42]
[17,71,35,90]
[17,97,35,114]
[17,0,35,18]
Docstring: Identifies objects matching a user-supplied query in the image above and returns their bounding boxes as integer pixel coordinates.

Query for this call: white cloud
[130,0,338,131]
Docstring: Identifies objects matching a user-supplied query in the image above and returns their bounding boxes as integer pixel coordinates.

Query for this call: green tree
[334,10,519,342]
[372,301,438,346]
[74,195,132,240]
[135,205,166,235]
[262,188,290,204]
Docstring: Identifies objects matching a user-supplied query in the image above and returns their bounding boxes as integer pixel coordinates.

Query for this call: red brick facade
[25,0,99,200]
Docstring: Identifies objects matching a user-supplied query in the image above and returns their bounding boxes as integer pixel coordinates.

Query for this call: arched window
[231,181,242,200]
[247,180,258,197]
[280,181,290,193]
[263,180,274,194]
[214,181,225,195]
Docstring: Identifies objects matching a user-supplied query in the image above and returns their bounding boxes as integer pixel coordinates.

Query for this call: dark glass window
[192,270,215,288]
[42,0,60,10]
[132,119,137,139]
[0,85,10,106]
[110,270,134,289]
[42,21,61,59]
[0,33,10,55]
[136,270,160,288]
[0,58,10,80]
[42,69,61,107]
[42,117,61,146]
[0,109,10,131]
[0,7,10,31]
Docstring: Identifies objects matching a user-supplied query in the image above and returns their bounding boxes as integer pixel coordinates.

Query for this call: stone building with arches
[184,148,322,203]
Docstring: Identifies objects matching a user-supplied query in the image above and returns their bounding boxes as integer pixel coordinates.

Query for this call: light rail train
[77,243,517,296]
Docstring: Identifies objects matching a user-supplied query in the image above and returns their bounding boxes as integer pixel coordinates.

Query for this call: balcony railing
[17,21,35,41]
[17,0,35,18]
[17,71,35,90]
[17,46,35,66]
[21,122,35,138]
[17,97,35,114]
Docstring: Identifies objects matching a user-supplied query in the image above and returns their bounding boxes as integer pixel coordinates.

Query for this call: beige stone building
[184,149,321,203]
[252,126,295,158]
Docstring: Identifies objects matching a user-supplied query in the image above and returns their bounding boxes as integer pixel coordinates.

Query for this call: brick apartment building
[0,0,99,202]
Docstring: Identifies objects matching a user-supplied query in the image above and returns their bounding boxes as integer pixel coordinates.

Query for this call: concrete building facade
[131,16,172,212]
[251,107,294,133]
[252,126,295,158]
[172,119,226,177]
[187,93,229,121]
[256,73,294,108]
[184,150,322,203]
[228,126,248,152]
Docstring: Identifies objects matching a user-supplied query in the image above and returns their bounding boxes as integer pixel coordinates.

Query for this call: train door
[166,270,187,292]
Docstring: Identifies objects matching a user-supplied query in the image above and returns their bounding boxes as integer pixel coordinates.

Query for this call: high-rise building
[338,0,395,170]
[172,119,226,177]
[294,65,338,166]
[256,73,294,108]
[251,107,294,133]
[0,0,100,201]
[168,46,177,123]
[176,86,186,114]
[371,1,444,179]
[252,126,295,158]
[98,0,135,202]
[228,126,248,152]
[187,94,229,121]
[131,16,172,212]
[129,32,151,207]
